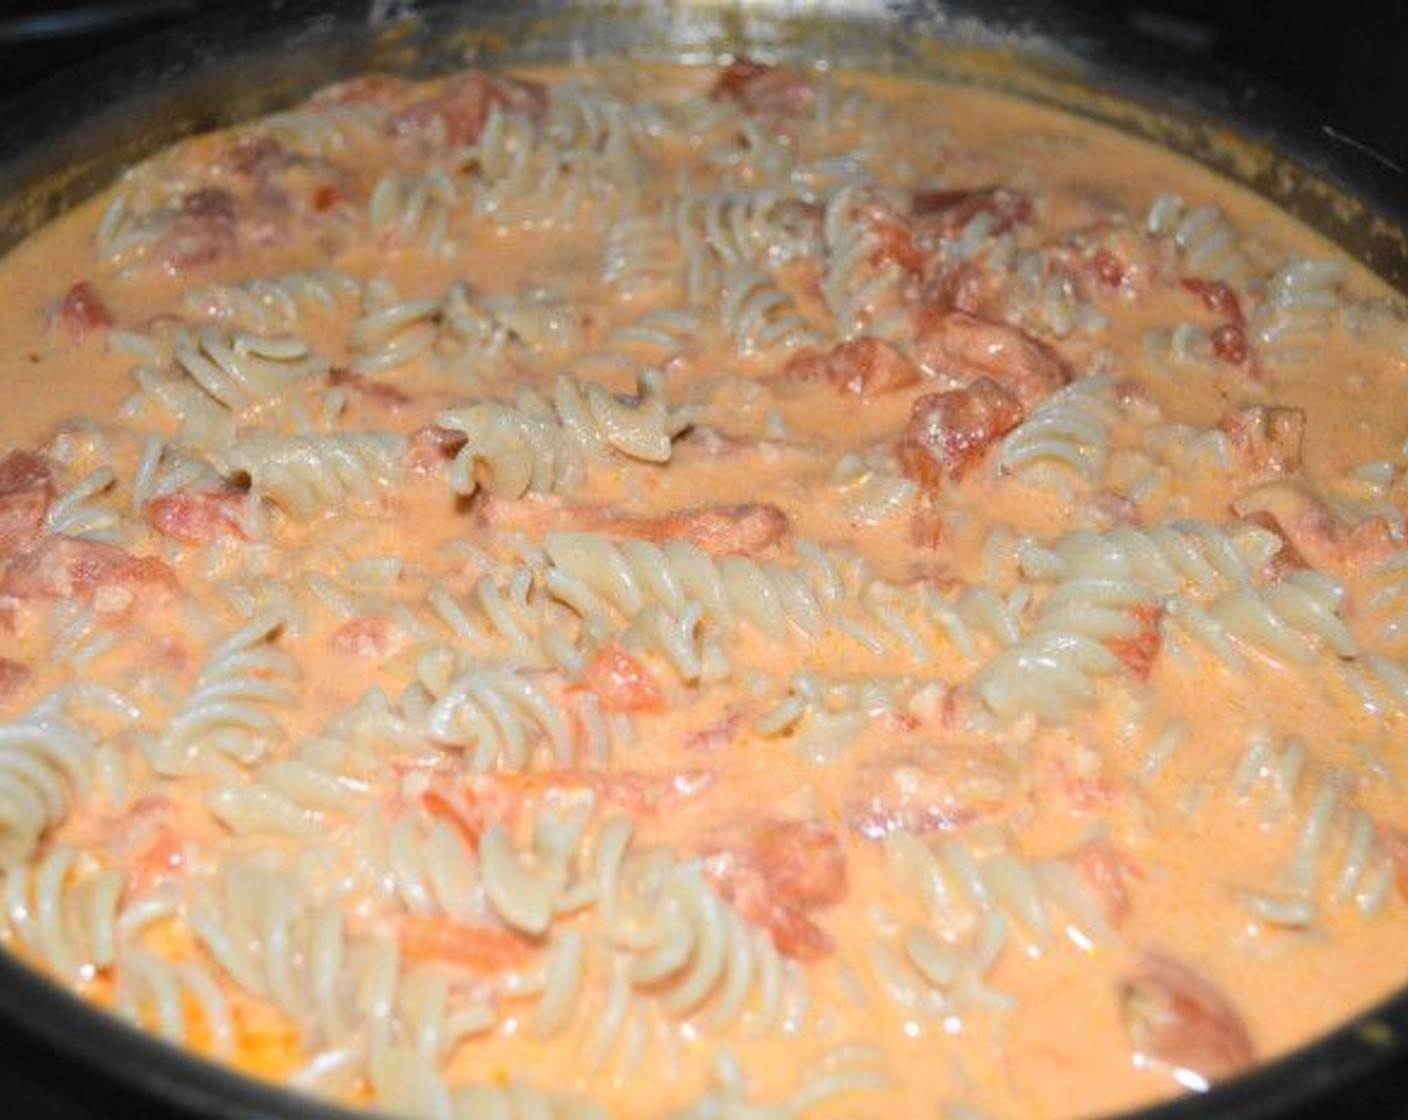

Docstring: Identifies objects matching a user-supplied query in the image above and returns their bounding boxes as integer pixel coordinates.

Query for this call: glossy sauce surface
[0,59,1406,1120]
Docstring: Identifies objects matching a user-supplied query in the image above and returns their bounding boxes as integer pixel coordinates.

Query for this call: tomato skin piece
[1071,838,1141,928]
[127,827,184,897]
[407,424,468,473]
[486,501,791,558]
[422,789,487,850]
[607,503,791,558]
[399,914,530,972]
[1121,952,1254,1085]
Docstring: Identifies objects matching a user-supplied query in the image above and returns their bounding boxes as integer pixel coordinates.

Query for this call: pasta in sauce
[0,56,1407,1120]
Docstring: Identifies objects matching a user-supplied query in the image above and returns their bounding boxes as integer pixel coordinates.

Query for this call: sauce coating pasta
[0,56,1407,1120]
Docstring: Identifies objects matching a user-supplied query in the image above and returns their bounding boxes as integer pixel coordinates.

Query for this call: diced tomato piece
[1,537,176,606]
[1233,482,1396,576]
[705,817,847,960]
[912,308,1072,407]
[399,915,530,972]
[0,450,52,496]
[159,188,240,274]
[1107,603,1163,681]
[106,796,183,896]
[897,377,1026,490]
[763,904,835,960]
[145,486,247,545]
[876,709,922,736]
[1377,827,1408,903]
[923,258,1001,317]
[387,71,546,147]
[1218,405,1304,477]
[1092,247,1127,288]
[783,338,920,397]
[911,185,1034,238]
[1210,322,1252,368]
[581,646,665,713]
[749,819,847,909]
[328,617,397,659]
[0,450,53,558]
[219,134,286,179]
[1180,277,1245,325]
[682,713,744,753]
[479,74,549,118]
[722,865,835,960]
[711,57,817,117]
[854,191,928,274]
[0,658,31,705]
[1340,516,1399,569]
[311,184,342,213]
[55,281,114,344]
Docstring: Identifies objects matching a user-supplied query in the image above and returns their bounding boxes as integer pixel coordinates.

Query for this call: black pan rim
[0,3,1402,1119]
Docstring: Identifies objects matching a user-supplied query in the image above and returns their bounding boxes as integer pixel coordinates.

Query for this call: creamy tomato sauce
[0,57,1406,1120]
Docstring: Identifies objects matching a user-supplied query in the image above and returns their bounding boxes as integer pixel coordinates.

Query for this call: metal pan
[0,3,1402,1118]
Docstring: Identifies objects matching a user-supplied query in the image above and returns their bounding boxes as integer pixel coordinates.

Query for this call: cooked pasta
[0,52,1406,1120]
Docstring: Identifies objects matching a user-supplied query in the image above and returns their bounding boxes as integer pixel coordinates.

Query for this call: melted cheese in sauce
[0,59,1406,1120]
